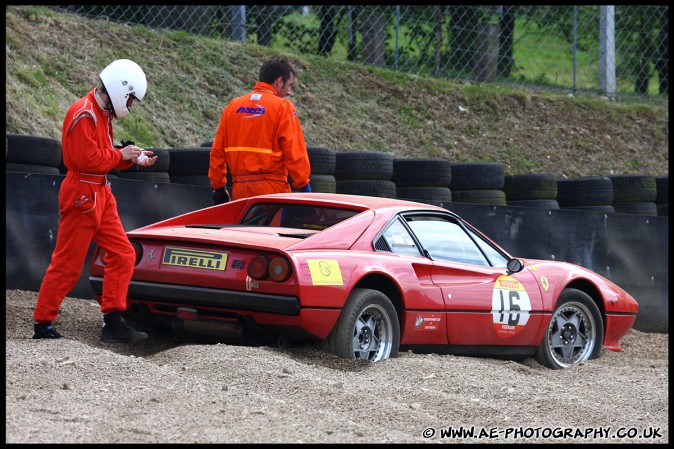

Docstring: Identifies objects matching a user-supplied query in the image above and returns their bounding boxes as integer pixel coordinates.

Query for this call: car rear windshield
[240,203,359,231]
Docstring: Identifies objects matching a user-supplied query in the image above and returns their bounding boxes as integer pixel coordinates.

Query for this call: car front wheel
[535,288,604,369]
[328,288,400,362]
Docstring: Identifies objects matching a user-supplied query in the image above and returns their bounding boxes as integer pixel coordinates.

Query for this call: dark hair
[259,56,295,84]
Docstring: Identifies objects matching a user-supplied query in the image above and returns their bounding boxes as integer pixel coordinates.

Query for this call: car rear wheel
[328,288,400,362]
[535,288,604,369]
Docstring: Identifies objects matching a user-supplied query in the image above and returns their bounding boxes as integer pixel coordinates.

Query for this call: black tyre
[608,175,656,203]
[612,201,658,216]
[657,203,668,216]
[449,162,505,190]
[396,186,452,202]
[310,174,337,193]
[392,157,452,187]
[307,146,336,175]
[336,179,397,198]
[451,189,507,205]
[503,174,558,200]
[535,288,603,369]
[562,204,615,213]
[167,148,211,176]
[328,288,399,362]
[6,163,61,175]
[6,133,62,167]
[557,177,613,207]
[335,151,393,180]
[655,176,668,204]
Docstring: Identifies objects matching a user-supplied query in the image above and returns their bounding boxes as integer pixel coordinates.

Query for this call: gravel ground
[5,289,668,444]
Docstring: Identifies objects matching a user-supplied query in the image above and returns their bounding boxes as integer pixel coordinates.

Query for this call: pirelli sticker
[307,260,343,285]
[162,247,227,271]
[491,275,532,338]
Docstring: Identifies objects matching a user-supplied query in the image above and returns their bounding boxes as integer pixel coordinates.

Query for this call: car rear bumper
[89,276,300,316]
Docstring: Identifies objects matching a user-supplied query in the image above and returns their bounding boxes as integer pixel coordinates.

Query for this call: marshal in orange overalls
[208,82,311,200]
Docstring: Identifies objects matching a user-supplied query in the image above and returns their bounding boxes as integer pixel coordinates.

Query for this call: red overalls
[33,88,136,323]
[208,82,311,200]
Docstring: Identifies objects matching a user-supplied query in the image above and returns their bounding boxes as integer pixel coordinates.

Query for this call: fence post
[599,6,616,97]
[230,5,246,42]
[473,22,499,81]
[360,11,387,66]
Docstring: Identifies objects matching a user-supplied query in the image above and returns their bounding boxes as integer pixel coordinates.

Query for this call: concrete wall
[6,171,668,333]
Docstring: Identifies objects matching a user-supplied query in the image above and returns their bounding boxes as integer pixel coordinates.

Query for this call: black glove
[212,187,231,205]
[114,140,135,149]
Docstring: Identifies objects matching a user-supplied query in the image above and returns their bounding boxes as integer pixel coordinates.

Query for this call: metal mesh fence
[55,5,668,104]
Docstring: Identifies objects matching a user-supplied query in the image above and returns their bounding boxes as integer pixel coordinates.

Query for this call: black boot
[33,322,63,339]
[101,311,148,343]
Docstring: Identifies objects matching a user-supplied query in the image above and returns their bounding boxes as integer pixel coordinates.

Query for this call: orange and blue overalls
[208,81,311,200]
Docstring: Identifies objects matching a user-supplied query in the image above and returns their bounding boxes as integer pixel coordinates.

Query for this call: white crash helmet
[99,59,147,118]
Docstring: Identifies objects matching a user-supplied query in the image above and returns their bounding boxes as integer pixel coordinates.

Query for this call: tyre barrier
[449,162,504,190]
[335,151,395,198]
[504,173,559,211]
[608,174,658,216]
[336,179,397,198]
[557,176,613,211]
[655,176,668,217]
[6,133,62,168]
[4,134,667,218]
[6,163,62,175]
[396,186,452,203]
[307,146,336,176]
[392,157,452,188]
[335,151,393,181]
[451,189,507,206]
[450,162,505,206]
[310,173,337,194]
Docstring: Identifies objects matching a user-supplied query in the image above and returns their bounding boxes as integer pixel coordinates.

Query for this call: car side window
[464,225,509,268]
[406,216,490,266]
[380,218,422,256]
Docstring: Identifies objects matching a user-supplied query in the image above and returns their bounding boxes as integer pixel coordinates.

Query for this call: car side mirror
[506,258,524,274]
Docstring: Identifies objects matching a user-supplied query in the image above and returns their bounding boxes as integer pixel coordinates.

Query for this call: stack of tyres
[392,157,452,206]
[305,146,336,193]
[655,176,668,216]
[609,174,658,216]
[504,173,559,210]
[557,176,614,212]
[6,133,62,175]
[449,162,506,206]
[335,151,396,198]
[167,147,223,187]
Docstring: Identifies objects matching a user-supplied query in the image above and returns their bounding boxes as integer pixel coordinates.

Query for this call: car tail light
[269,257,292,282]
[248,255,271,280]
[248,254,293,282]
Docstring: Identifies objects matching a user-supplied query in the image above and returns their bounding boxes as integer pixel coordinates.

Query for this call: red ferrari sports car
[89,193,638,369]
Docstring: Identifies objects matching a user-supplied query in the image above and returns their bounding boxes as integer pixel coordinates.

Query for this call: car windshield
[240,203,359,231]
